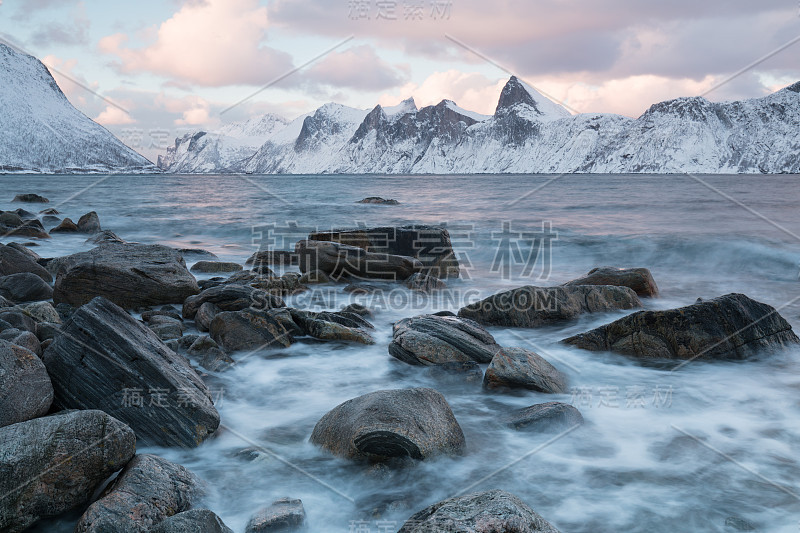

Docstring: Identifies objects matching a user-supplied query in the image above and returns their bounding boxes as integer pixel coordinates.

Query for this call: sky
[1,0,799,162]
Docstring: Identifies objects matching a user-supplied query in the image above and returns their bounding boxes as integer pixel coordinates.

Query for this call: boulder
[42,297,220,447]
[195,301,221,332]
[505,402,584,432]
[405,272,446,292]
[0,410,136,533]
[39,208,59,214]
[0,309,37,332]
[187,336,233,372]
[49,217,79,233]
[6,330,41,356]
[298,269,331,284]
[190,261,243,273]
[77,211,101,233]
[398,490,560,533]
[310,388,465,461]
[7,242,40,261]
[183,284,285,319]
[210,309,294,352]
[17,301,61,323]
[176,248,218,259]
[152,509,234,533]
[484,348,567,393]
[141,306,183,323]
[425,361,483,384]
[245,498,306,533]
[245,250,298,267]
[86,229,124,245]
[289,308,375,344]
[0,243,52,282]
[296,239,422,281]
[75,454,202,533]
[389,314,501,366]
[357,197,399,205]
[0,272,53,302]
[53,243,200,308]
[13,208,37,220]
[35,321,61,342]
[308,225,460,278]
[458,285,641,328]
[564,266,659,297]
[149,316,185,341]
[562,293,800,361]
[13,193,49,203]
[0,339,53,427]
[0,213,49,239]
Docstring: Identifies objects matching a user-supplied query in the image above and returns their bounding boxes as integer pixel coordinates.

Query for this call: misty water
[13,173,800,533]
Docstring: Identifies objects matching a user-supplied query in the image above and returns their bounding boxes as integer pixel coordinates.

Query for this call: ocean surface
[9,173,800,532]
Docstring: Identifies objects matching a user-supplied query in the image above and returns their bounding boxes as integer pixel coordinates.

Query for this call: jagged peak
[495,76,571,122]
[784,81,800,93]
[383,97,417,118]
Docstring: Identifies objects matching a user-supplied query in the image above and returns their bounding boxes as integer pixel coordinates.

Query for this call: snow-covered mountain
[158,76,800,174]
[0,43,153,173]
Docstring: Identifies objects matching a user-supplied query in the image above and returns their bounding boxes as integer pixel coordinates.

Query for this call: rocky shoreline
[0,194,798,532]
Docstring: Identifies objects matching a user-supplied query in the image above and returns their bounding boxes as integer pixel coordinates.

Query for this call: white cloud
[95,105,135,125]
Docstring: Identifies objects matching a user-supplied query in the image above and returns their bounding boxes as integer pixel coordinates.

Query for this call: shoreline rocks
[389,314,501,365]
[190,260,243,273]
[564,266,659,297]
[484,348,568,393]
[0,340,53,427]
[505,402,584,432]
[183,284,285,319]
[0,243,52,282]
[296,239,422,281]
[245,498,306,533]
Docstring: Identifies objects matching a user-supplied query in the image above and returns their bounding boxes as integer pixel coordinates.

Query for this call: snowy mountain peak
[384,97,417,118]
[218,113,288,138]
[784,80,800,93]
[495,76,571,122]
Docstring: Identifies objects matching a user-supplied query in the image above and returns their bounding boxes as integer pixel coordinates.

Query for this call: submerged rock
[398,490,560,533]
[389,314,501,365]
[190,260,243,273]
[42,297,220,447]
[0,339,53,427]
[562,293,800,361]
[0,410,136,533]
[75,454,202,533]
[458,285,641,328]
[13,193,49,203]
[296,239,422,281]
[405,272,446,292]
[245,250,299,267]
[245,497,306,533]
[152,509,234,533]
[484,348,568,393]
[53,243,200,308]
[310,388,465,461]
[357,197,399,205]
[505,402,584,432]
[564,266,659,297]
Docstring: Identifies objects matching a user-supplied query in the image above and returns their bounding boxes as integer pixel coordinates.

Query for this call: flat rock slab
[505,402,584,432]
[75,454,202,533]
[0,339,53,427]
[245,498,306,533]
[562,293,800,360]
[459,285,641,328]
[310,388,465,461]
[389,314,501,365]
[296,239,422,281]
[42,296,220,447]
[398,490,560,533]
[190,261,243,273]
[484,348,568,393]
[564,266,659,297]
[0,410,136,533]
[53,243,199,308]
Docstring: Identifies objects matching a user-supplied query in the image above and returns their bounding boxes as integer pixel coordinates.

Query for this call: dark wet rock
[425,361,483,384]
[484,348,568,393]
[77,210,101,233]
[398,489,560,533]
[296,239,422,281]
[341,302,372,317]
[0,211,23,227]
[85,229,124,245]
[183,284,285,319]
[505,402,584,432]
[724,516,756,532]
[245,250,298,267]
[298,269,332,284]
[42,297,220,447]
[176,248,219,259]
[35,321,61,342]
[152,509,234,533]
[0,339,52,427]
[191,260,243,273]
[0,272,53,302]
[0,410,136,533]
[75,454,202,533]
[13,193,49,203]
[252,272,308,296]
[0,243,52,281]
[195,301,221,332]
[357,197,399,205]
[562,293,800,361]
[289,308,375,344]
[17,301,61,323]
[564,266,659,298]
[0,309,37,332]
[389,314,501,366]
[245,497,306,533]
[149,316,185,341]
[310,388,465,461]
[41,214,61,225]
[13,208,37,220]
[0,212,50,239]
[309,225,460,278]
[7,330,42,356]
[210,309,294,352]
[7,241,40,261]
[39,207,59,215]
[54,302,74,321]
[458,285,642,328]
[53,243,200,308]
[141,306,183,323]
[49,217,79,233]
[405,272,446,292]
[188,336,233,371]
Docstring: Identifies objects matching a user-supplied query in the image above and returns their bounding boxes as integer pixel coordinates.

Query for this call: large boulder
[77,211,101,233]
[484,348,568,393]
[458,285,641,328]
[310,388,465,461]
[309,225,460,278]
[289,308,375,344]
[0,339,53,427]
[389,314,501,366]
[52,243,200,308]
[42,297,220,447]
[0,272,53,302]
[398,490,560,533]
[75,454,202,533]
[183,283,285,319]
[245,498,306,533]
[152,509,233,533]
[564,266,659,297]
[296,239,422,281]
[49,217,79,233]
[505,402,584,433]
[0,243,52,282]
[562,293,800,361]
[0,410,136,533]
[210,309,294,352]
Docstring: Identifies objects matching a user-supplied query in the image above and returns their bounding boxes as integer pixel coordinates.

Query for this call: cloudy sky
[1,0,799,161]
